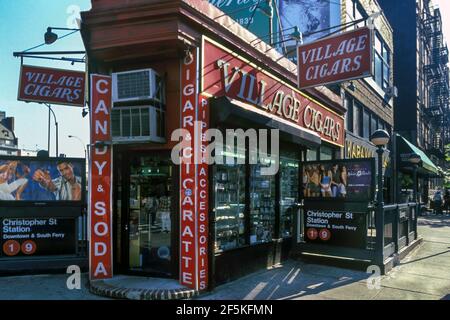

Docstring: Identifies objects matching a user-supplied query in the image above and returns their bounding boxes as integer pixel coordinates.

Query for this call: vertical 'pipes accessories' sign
[89,74,113,280]
[196,94,209,290]
[179,48,209,290]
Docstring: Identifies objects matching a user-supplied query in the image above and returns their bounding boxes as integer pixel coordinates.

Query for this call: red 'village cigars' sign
[297,27,373,89]
[89,74,113,280]
[180,49,209,290]
[202,37,345,147]
[18,65,85,107]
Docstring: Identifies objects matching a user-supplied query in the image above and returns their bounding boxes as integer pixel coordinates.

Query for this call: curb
[89,280,198,300]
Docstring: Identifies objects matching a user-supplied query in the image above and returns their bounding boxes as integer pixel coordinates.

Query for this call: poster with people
[302,159,374,201]
[0,157,84,202]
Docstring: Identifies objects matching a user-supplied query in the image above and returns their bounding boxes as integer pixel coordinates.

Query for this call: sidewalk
[0,215,449,300]
[197,214,450,300]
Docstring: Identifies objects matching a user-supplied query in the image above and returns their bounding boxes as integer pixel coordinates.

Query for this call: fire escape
[423,6,450,160]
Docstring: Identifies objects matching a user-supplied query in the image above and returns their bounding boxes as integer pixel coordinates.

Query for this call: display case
[214,163,246,252]
[280,155,299,238]
[250,163,275,245]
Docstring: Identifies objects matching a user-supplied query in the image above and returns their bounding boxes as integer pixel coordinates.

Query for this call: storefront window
[306,148,318,161]
[214,148,246,252]
[353,103,361,136]
[280,153,299,238]
[363,109,370,139]
[320,146,333,160]
[250,154,276,245]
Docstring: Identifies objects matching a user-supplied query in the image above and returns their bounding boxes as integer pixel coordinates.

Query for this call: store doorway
[121,153,176,277]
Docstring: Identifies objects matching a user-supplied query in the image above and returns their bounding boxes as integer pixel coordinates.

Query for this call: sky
[0,0,450,158]
[0,0,91,158]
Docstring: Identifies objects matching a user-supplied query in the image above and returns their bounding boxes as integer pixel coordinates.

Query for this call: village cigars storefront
[81,0,345,291]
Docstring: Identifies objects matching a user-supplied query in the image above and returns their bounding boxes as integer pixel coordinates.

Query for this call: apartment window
[363,109,370,139]
[374,33,391,90]
[353,102,361,136]
[345,97,353,132]
[371,115,378,135]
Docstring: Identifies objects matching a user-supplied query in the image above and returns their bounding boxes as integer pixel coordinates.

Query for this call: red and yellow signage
[201,37,345,147]
[297,27,373,89]
[18,65,85,107]
[89,74,113,280]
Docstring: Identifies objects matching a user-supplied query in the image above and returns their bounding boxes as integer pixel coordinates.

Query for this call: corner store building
[81,0,346,290]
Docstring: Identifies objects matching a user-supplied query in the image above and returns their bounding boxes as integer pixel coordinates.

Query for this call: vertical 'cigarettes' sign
[297,27,373,89]
[179,49,210,291]
[89,74,113,280]
[180,50,198,289]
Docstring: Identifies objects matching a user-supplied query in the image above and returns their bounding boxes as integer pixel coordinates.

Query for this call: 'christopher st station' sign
[18,65,85,107]
[201,37,345,147]
[297,27,373,89]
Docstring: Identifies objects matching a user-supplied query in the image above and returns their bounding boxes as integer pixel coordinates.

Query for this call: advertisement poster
[0,158,84,202]
[279,0,341,49]
[303,208,367,249]
[302,159,374,201]
[209,0,279,42]
[1,217,76,257]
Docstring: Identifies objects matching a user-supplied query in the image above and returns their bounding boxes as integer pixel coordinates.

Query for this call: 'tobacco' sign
[297,27,373,89]
[18,65,85,107]
[89,74,113,280]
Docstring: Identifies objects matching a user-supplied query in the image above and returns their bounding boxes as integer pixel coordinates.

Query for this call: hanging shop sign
[301,159,375,202]
[1,217,76,257]
[297,27,373,89]
[201,37,345,147]
[180,50,209,291]
[18,65,85,107]
[303,208,367,249]
[89,74,113,280]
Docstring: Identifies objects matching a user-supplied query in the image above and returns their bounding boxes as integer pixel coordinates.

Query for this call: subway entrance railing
[293,158,421,274]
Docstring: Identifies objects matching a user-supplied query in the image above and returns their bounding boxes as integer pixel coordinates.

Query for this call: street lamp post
[370,129,390,268]
[68,135,87,162]
[44,103,58,157]
[409,154,421,239]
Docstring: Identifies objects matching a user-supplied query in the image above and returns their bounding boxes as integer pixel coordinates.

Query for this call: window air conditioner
[112,68,164,103]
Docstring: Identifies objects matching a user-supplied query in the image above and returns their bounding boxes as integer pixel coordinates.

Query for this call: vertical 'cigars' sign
[89,74,113,280]
[180,49,209,290]
[180,50,198,289]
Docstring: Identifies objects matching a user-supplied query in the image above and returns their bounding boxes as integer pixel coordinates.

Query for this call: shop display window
[250,154,276,245]
[214,148,246,252]
[280,153,299,238]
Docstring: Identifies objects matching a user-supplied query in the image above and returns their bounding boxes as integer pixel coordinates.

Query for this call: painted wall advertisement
[18,65,85,107]
[0,158,84,202]
[1,218,76,257]
[302,159,374,201]
[304,209,367,249]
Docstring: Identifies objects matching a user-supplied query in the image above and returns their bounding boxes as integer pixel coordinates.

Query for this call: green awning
[397,134,439,175]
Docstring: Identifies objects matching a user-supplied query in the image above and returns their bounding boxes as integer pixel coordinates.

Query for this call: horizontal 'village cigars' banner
[202,37,345,147]
[18,65,85,107]
[297,27,373,89]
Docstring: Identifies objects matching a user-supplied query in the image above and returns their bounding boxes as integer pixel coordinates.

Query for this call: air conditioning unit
[112,68,164,104]
[385,86,398,98]
[111,106,166,144]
